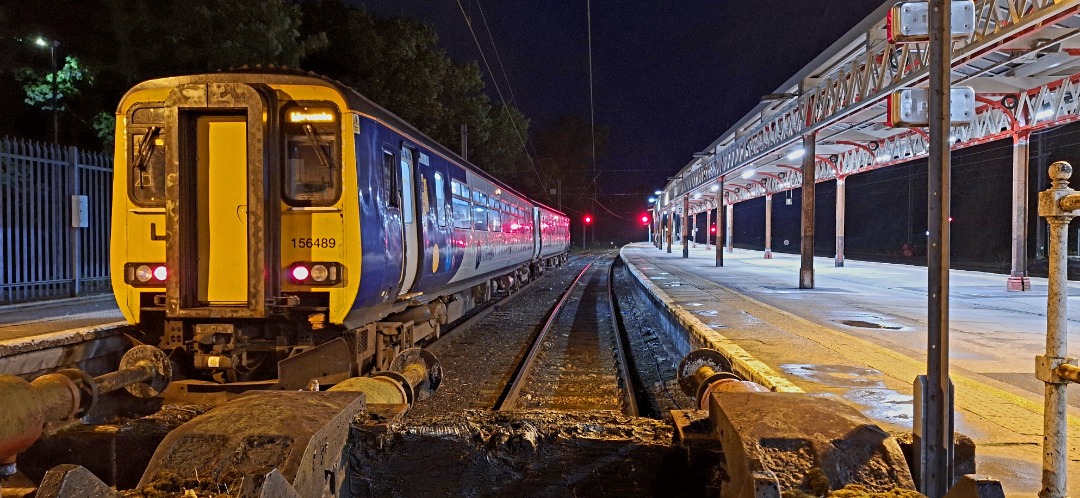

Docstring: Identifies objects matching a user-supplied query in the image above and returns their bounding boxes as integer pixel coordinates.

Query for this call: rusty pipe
[678,349,768,410]
[329,348,443,409]
[1056,363,1080,385]
[0,373,81,473]
[93,363,154,394]
[1058,192,1080,212]
[0,346,170,478]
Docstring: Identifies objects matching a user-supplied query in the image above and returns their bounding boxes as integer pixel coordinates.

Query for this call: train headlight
[310,264,329,282]
[288,262,342,285]
[125,262,167,286]
[135,265,153,283]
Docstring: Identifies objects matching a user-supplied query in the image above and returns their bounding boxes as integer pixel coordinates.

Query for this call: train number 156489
[291,238,337,248]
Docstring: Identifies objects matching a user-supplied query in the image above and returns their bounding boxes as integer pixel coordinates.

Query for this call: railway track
[406,253,644,418]
[495,254,639,414]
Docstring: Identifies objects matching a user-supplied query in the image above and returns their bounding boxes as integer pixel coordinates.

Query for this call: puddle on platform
[782,363,884,388]
[782,364,914,428]
[840,319,903,330]
[684,302,703,307]
[844,388,914,428]
[694,310,718,317]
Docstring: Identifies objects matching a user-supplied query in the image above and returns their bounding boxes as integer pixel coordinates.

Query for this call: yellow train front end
[110,73,362,382]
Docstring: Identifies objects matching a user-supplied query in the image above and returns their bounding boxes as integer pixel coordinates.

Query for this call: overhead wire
[453,0,546,189]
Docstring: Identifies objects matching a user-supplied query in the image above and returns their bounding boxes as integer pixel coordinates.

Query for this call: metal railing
[0,137,113,305]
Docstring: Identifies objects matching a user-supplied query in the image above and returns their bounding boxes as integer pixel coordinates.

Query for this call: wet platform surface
[621,242,1080,496]
[0,294,127,376]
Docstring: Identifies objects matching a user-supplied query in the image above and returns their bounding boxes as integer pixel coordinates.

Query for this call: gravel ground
[611,256,695,417]
[409,250,694,421]
[406,256,592,418]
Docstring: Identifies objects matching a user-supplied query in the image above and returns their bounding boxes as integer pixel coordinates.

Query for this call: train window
[282,104,341,206]
[382,150,399,208]
[451,180,461,197]
[130,126,166,206]
[452,197,471,229]
[490,210,501,232]
[434,173,446,227]
[473,206,488,231]
[400,150,414,223]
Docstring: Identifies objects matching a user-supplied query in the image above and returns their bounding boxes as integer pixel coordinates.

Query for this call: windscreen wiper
[133,126,160,171]
[302,124,336,171]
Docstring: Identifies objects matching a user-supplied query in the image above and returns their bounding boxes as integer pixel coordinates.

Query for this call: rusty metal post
[725,203,734,253]
[799,133,816,289]
[716,179,724,267]
[917,1,954,495]
[682,195,690,258]
[1036,161,1080,498]
[1008,131,1032,291]
[835,177,846,267]
[764,194,774,259]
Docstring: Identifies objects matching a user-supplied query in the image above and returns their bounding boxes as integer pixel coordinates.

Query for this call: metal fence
[0,137,113,305]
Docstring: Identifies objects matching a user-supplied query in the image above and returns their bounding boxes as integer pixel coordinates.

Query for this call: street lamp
[35,36,60,143]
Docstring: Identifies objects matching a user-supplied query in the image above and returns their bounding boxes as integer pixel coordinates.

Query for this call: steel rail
[429,255,579,344]
[607,256,640,417]
[495,260,596,411]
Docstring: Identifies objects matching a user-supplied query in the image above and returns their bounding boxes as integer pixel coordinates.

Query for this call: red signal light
[710,225,717,233]
[584,215,593,224]
[640,215,650,225]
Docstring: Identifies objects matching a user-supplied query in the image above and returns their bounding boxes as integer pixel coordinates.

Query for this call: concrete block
[708,391,915,497]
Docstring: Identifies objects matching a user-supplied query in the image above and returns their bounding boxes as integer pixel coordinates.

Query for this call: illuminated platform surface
[0,295,125,376]
[622,242,1080,495]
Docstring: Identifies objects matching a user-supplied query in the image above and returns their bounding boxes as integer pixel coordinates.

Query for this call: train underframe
[134,253,567,384]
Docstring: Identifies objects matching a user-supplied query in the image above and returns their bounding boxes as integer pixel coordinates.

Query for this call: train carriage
[110,71,568,381]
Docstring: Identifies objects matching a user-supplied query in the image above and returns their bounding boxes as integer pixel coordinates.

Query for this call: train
[109,71,570,383]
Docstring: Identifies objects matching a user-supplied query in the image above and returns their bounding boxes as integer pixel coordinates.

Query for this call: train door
[194,115,248,303]
[164,83,274,318]
[399,145,420,294]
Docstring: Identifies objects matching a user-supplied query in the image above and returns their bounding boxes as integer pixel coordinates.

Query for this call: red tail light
[124,262,167,286]
[288,262,343,285]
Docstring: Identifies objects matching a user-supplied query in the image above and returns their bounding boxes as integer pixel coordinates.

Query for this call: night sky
[352,0,885,202]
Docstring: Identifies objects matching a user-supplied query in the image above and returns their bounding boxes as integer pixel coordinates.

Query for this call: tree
[532,114,608,205]
[299,1,531,187]
[104,0,325,80]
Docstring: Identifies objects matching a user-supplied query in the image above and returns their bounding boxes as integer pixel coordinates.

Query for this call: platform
[621,242,1080,496]
[0,294,128,377]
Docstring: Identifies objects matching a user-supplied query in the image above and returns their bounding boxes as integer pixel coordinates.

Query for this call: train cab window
[130,126,166,206]
[282,104,341,206]
[434,173,446,227]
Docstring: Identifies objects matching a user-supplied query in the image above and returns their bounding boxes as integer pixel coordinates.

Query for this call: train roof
[119,68,564,217]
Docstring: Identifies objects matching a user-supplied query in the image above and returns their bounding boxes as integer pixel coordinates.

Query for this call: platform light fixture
[740,169,755,179]
[786,149,805,160]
